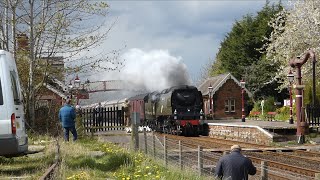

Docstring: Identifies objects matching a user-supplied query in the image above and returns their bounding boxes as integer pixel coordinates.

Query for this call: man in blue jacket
[59,99,77,141]
[215,145,256,180]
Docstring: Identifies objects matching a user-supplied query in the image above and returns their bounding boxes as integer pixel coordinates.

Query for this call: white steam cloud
[120,48,191,92]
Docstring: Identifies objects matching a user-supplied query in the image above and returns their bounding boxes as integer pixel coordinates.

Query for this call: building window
[225,99,235,112]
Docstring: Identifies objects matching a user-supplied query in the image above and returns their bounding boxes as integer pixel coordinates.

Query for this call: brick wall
[208,124,273,145]
[214,79,245,119]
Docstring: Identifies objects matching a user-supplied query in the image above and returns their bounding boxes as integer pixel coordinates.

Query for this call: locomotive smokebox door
[131,112,140,125]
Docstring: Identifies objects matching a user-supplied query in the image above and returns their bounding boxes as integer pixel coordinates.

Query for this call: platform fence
[306,105,320,127]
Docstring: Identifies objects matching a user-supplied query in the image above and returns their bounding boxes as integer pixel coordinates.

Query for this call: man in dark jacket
[59,99,77,141]
[215,145,256,180]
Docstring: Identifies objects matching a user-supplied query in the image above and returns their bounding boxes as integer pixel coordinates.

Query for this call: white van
[0,50,28,156]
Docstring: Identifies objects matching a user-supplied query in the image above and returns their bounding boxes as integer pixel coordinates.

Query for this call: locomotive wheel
[176,125,181,136]
[185,123,192,137]
[201,124,209,136]
[193,126,199,137]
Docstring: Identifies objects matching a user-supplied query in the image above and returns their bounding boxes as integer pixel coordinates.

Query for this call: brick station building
[198,73,252,120]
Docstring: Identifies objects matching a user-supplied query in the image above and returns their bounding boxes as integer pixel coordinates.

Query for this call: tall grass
[57,137,212,180]
[1,134,213,179]
[0,134,56,179]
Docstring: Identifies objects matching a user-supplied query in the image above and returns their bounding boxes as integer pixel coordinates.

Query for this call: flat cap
[231,145,241,151]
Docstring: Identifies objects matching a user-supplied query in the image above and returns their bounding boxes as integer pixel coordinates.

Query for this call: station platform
[206,119,297,129]
[206,119,299,144]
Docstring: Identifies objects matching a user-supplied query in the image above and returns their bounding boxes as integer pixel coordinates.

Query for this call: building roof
[198,73,252,97]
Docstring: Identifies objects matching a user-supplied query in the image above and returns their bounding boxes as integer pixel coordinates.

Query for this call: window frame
[224,99,236,113]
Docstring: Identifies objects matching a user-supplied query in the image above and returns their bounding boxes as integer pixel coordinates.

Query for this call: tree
[265,0,320,91]
[210,2,284,100]
[0,0,123,126]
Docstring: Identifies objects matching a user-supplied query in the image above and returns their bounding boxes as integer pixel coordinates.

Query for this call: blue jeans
[64,126,78,141]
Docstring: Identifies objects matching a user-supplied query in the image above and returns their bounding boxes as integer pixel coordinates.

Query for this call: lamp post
[287,70,294,124]
[208,84,213,119]
[68,75,81,105]
[240,79,246,122]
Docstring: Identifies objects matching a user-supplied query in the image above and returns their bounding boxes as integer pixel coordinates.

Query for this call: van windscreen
[0,79,3,105]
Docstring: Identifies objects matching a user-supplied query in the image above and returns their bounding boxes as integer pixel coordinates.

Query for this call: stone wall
[208,124,274,145]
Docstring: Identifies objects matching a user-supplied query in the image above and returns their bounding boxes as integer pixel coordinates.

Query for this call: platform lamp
[68,75,81,105]
[74,75,81,88]
[240,79,246,122]
[74,75,81,105]
[208,84,213,119]
[68,80,73,99]
[287,70,294,124]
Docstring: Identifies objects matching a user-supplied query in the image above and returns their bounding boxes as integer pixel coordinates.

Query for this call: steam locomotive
[143,85,208,136]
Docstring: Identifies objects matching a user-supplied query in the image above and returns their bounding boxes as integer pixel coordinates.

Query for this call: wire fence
[135,130,314,180]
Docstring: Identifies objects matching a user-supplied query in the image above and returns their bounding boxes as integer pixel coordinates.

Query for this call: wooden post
[261,161,268,180]
[153,132,156,158]
[164,136,167,167]
[198,146,203,176]
[144,128,147,154]
[131,112,140,151]
[179,140,183,170]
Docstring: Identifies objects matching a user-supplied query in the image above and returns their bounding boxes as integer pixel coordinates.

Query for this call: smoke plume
[119,48,191,92]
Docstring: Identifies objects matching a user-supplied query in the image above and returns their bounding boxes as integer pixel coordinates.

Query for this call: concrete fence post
[261,161,268,180]
[179,140,182,170]
[131,112,140,151]
[198,145,203,176]
[164,136,167,167]
[153,132,156,158]
[144,128,147,154]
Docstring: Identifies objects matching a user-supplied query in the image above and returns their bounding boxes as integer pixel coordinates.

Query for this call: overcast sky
[88,0,286,85]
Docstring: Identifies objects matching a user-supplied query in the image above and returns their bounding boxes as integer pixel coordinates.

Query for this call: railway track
[39,139,60,180]
[155,133,320,179]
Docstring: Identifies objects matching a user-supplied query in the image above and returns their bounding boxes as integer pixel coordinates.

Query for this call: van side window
[10,71,21,105]
[0,79,3,105]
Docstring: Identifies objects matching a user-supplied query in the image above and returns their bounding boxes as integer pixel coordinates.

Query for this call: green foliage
[263,96,276,112]
[302,80,320,106]
[211,2,284,100]
[252,96,276,112]
[66,153,130,171]
[274,103,297,121]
